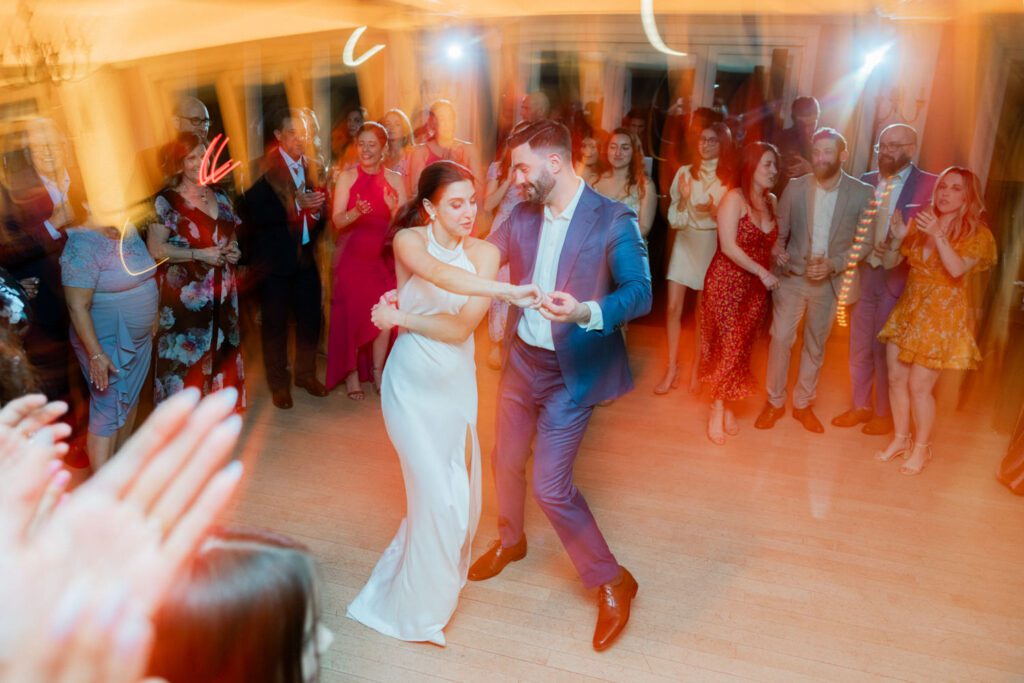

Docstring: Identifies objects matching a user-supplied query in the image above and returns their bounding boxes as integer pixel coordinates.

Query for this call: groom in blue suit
[467,120,652,651]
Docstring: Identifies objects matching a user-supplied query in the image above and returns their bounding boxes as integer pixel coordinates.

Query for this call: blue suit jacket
[487,183,652,406]
[860,164,938,296]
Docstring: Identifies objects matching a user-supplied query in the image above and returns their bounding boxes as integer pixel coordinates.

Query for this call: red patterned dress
[699,213,778,401]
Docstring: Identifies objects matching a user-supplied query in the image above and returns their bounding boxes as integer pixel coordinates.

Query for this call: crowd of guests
[0,80,1015,680]
[0,91,1005,480]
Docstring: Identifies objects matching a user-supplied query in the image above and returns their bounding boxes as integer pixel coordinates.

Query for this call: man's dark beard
[878,151,911,178]
[813,158,842,182]
[522,168,556,203]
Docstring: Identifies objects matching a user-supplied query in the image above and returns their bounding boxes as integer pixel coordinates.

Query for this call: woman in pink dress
[327,122,408,399]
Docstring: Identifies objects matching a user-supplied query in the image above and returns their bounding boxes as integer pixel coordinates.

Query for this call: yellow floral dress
[878,222,997,369]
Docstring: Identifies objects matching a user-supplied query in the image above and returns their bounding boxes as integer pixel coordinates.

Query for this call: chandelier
[1,0,92,86]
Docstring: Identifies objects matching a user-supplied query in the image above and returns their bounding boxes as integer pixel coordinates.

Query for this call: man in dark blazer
[832,123,938,435]
[237,109,327,409]
[755,128,874,433]
[396,120,651,650]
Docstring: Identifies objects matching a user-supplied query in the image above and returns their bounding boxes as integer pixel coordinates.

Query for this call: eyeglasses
[178,116,211,128]
[874,142,913,153]
[698,137,721,146]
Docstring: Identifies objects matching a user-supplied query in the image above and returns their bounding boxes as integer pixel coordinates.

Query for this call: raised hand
[676,173,692,208]
[383,185,400,215]
[911,209,941,239]
[0,387,243,683]
[888,208,909,240]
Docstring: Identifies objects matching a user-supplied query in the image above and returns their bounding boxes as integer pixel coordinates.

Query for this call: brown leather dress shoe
[593,567,638,651]
[754,403,785,430]
[792,406,825,433]
[295,377,329,397]
[831,407,873,428]
[467,536,527,581]
[862,414,894,435]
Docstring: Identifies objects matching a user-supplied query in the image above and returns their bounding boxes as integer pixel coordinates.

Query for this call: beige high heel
[724,408,739,436]
[900,442,932,475]
[707,404,725,446]
[875,433,912,462]
[653,365,680,395]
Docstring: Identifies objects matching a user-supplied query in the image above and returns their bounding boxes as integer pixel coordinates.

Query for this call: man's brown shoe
[831,407,873,428]
[862,414,894,436]
[754,403,785,430]
[593,567,638,651]
[792,406,825,433]
[467,536,527,581]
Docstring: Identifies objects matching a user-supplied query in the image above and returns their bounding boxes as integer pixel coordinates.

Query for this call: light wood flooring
[224,320,1024,682]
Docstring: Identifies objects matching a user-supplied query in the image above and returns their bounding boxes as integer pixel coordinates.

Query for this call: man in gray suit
[755,128,874,432]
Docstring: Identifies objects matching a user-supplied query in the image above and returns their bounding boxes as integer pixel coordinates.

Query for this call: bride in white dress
[346,160,539,646]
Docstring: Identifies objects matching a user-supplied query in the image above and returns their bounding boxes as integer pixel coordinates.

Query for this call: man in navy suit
[408,120,651,650]
[832,123,938,435]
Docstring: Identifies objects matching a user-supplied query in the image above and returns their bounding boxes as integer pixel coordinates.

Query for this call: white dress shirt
[279,148,310,245]
[517,179,603,350]
[810,175,841,256]
[866,164,911,268]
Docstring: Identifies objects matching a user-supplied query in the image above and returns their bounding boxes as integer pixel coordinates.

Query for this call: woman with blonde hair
[875,166,997,474]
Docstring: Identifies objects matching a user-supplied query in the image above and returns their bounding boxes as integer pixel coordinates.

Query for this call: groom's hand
[540,291,590,324]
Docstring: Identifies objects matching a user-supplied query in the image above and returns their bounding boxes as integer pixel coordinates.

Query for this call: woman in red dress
[699,142,781,445]
[327,122,407,399]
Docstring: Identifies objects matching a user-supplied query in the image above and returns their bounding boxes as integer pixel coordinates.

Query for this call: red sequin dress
[699,213,778,401]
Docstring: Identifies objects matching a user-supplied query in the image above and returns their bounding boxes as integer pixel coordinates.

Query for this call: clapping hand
[539,291,590,324]
[297,189,326,212]
[0,388,244,683]
[911,209,942,239]
[383,186,400,215]
[888,208,910,241]
[676,173,692,208]
[223,241,242,265]
[353,194,373,215]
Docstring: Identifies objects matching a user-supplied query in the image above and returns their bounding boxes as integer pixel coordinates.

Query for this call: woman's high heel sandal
[653,365,680,395]
[875,433,912,463]
[707,405,725,446]
[900,442,933,476]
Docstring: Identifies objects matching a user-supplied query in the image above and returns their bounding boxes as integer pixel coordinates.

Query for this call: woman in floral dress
[149,132,245,408]
[875,166,997,474]
[699,142,781,445]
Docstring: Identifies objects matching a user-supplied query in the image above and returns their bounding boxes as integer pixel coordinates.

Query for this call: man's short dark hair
[269,107,302,134]
[812,126,847,153]
[791,96,820,118]
[506,119,572,160]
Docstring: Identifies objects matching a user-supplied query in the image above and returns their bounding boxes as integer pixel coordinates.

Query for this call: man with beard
[755,128,873,432]
[831,123,938,435]
[392,119,651,650]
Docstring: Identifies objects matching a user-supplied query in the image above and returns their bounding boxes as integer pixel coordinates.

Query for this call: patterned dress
[878,222,997,369]
[152,188,245,407]
[699,213,778,401]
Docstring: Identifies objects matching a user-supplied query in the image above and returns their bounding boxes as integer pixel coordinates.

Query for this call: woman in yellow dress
[875,166,997,474]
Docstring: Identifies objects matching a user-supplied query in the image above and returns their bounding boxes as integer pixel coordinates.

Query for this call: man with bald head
[173,97,211,138]
[831,123,937,435]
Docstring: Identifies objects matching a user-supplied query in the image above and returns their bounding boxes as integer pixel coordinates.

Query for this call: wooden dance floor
[226,321,1024,682]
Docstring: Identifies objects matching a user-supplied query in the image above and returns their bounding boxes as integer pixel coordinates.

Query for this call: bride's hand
[371,295,402,331]
[502,283,543,309]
